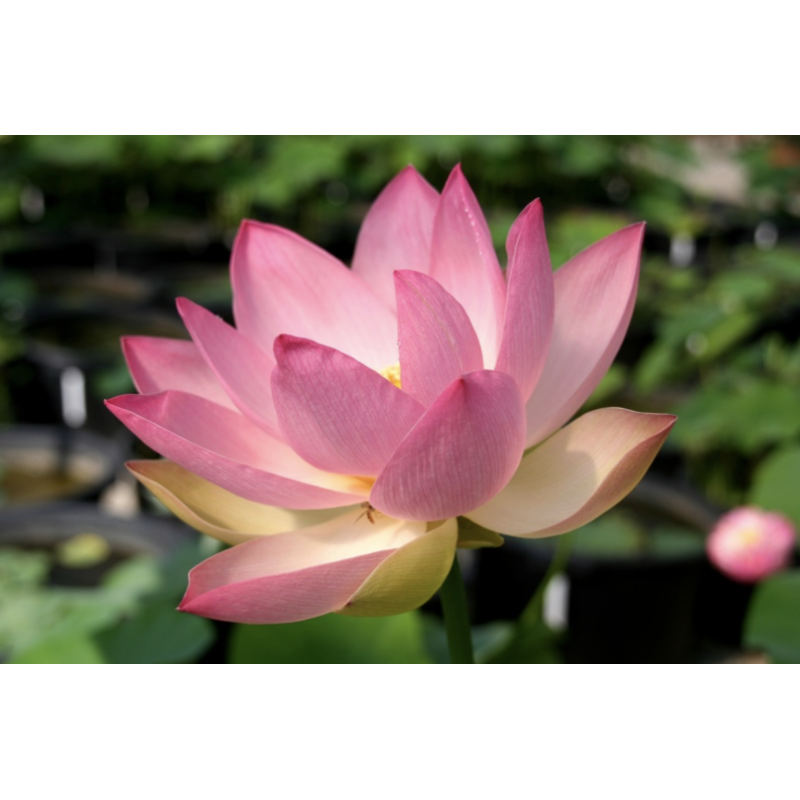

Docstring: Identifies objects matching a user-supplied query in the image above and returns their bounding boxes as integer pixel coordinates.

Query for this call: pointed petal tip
[273,333,308,359]
[444,162,466,189]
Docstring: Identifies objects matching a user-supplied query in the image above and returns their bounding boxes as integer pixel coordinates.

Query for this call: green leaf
[744,571,800,663]
[229,611,430,664]
[96,602,214,664]
[13,634,105,664]
[750,447,800,528]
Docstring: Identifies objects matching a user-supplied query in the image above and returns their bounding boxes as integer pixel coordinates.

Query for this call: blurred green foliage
[0,542,214,663]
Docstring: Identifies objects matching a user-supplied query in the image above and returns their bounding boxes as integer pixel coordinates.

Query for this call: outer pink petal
[176,298,279,436]
[524,223,644,447]
[429,166,506,366]
[395,270,483,407]
[122,336,236,410]
[271,335,425,476]
[231,220,398,372]
[178,509,429,624]
[105,391,370,509]
[494,200,555,402]
[466,408,676,537]
[351,165,439,308]
[370,370,526,521]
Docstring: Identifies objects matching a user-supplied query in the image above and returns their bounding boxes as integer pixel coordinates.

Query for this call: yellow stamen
[734,526,763,549]
[380,363,402,389]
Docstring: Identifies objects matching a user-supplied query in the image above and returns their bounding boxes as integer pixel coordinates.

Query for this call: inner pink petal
[351,165,439,308]
[231,220,398,372]
[272,336,425,476]
[370,370,525,521]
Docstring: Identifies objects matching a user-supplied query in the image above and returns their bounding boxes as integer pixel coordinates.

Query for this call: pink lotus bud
[707,507,796,583]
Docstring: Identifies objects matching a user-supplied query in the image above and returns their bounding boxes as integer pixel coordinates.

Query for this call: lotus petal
[231,220,397,372]
[524,224,644,446]
[371,370,525,521]
[351,165,439,307]
[177,298,280,436]
[271,335,425,476]
[106,392,370,508]
[179,509,431,624]
[466,408,676,537]
[122,336,236,410]
[127,460,350,545]
[395,270,483,407]
[338,518,457,617]
[429,166,506,365]
[494,200,554,402]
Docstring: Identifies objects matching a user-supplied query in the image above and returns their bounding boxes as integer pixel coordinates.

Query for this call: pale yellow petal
[466,409,676,538]
[338,518,458,617]
[128,460,352,545]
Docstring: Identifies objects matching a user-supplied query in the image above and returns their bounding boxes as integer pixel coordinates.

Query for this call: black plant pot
[0,425,122,508]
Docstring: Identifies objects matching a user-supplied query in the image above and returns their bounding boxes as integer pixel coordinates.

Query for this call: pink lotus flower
[707,507,796,583]
[107,165,675,624]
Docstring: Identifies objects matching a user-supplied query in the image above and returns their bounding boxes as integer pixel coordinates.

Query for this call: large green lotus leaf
[229,611,430,664]
[96,602,215,664]
[744,571,800,664]
[750,447,800,528]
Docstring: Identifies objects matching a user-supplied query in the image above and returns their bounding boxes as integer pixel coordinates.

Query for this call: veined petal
[351,165,439,308]
[106,392,369,509]
[494,200,555,402]
[122,336,236,410]
[231,220,397,372]
[177,298,280,436]
[429,166,506,365]
[466,408,676,537]
[127,460,351,546]
[370,370,526,521]
[179,510,429,624]
[524,224,644,447]
[395,270,483,407]
[272,336,425,476]
[339,518,457,617]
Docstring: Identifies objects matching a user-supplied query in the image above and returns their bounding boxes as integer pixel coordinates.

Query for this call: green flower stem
[519,531,574,630]
[439,555,475,664]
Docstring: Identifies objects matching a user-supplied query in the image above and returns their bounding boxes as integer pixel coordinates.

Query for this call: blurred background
[1,134,799,664]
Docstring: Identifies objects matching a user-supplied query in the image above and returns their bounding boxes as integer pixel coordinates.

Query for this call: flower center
[734,526,762,549]
[380,362,402,389]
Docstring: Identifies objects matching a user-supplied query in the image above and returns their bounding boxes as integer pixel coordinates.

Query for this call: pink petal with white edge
[494,200,555,402]
[106,392,370,509]
[179,509,433,624]
[395,271,483,407]
[524,224,645,447]
[370,370,526,521]
[231,220,397,372]
[351,165,440,308]
[122,336,236,410]
[466,408,676,537]
[127,460,350,546]
[429,166,507,365]
[271,336,425,476]
[176,298,280,436]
